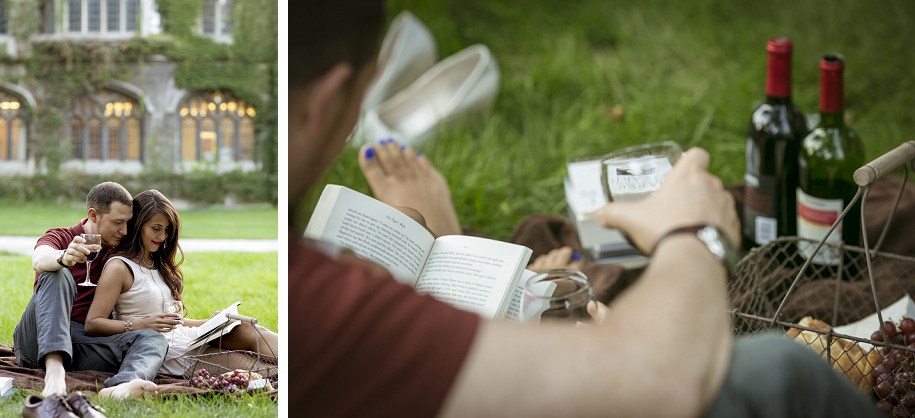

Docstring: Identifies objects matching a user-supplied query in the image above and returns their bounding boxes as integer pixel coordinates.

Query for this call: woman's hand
[137,313,183,333]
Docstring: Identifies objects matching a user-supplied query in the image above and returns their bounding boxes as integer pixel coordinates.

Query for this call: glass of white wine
[77,234,102,287]
[600,141,683,203]
[521,269,595,324]
[164,300,185,319]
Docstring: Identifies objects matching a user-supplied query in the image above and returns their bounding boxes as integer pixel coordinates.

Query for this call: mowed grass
[0,201,278,239]
[0,251,278,417]
[299,0,915,241]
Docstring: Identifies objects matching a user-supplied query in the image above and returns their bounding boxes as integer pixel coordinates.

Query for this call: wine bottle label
[796,188,843,265]
[743,173,777,245]
[603,155,673,202]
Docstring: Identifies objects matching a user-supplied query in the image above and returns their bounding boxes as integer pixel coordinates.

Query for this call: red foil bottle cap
[765,38,793,98]
[819,53,845,113]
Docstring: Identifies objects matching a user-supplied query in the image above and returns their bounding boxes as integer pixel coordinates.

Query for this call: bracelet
[124,319,133,332]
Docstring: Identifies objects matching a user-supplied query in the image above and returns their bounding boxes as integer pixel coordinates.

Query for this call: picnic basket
[181,312,278,393]
[728,141,915,415]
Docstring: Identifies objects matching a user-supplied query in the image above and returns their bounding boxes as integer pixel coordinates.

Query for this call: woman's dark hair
[291,0,386,90]
[116,190,185,302]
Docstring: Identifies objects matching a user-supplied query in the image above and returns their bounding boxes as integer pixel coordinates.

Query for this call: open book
[186,301,243,351]
[305,185,535,320]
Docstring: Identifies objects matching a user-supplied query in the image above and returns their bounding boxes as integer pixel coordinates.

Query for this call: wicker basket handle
[226,312,258,324]
[854,141,915,186]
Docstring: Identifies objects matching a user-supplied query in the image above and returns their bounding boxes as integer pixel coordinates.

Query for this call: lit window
[67,90,143,162]
[0,91,28,161]
[67,0,139,33]
[179,91,256,162]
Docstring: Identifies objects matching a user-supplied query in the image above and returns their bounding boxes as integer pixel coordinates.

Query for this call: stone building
[0,0,274,176]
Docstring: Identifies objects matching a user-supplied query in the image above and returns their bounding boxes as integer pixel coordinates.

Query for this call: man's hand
[60,235,91,267]
[595,148,739,254]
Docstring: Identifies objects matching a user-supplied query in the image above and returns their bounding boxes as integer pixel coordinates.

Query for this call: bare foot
[359,139,462,236]
[528,246,584,273]
[42,353,68,397]
[98,379,157,399]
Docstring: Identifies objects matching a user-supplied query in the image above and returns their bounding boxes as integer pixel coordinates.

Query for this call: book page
[304,185,435,284]
[414,236,531,319]
[503,269,538,321]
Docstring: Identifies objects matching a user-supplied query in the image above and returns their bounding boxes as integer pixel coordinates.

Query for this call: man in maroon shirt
[290,1,883,417]
[13,182,167,398]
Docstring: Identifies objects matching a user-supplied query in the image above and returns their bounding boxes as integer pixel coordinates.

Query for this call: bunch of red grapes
[870,317,915,416]
[190,369,250,393]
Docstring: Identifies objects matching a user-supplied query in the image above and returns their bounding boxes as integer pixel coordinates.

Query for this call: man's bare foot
[42,353,68,397]
[359,139,462,236]
[528,246,584,273]
[98,379,157,399]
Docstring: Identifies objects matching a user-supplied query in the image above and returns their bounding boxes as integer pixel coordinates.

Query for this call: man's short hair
[291,0,386,90]
[86,182,132,215]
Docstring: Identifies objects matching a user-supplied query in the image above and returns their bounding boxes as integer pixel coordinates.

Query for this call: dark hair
[86,182,132,215]
[290,0,386,90]
[116,190,185,303]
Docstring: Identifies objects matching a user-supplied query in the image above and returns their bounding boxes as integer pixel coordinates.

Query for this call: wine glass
[600,141,683,203]
[164,300,185,319]
[78,234,102,287]
[521,269,595,324]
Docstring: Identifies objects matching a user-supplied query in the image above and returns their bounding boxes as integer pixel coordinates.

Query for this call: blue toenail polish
[365,147,375,159]
[386,138,394,144]
[400,144,406,150]
[416,152,423,158]
[572,251,581,261]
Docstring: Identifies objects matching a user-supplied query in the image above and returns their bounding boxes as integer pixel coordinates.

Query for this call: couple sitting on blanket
[13,181,278,402]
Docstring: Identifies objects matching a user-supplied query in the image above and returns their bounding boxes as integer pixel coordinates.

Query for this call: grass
[299,0,915,242]
[0,202,278,239]
[0,251,278,417]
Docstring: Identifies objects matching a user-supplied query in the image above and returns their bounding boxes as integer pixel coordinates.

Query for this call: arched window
[0,91,28,161]
[67,89,142,161]
[178,91,255,162]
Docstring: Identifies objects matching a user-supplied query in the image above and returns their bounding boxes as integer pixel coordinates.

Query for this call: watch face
[697,225,739,274]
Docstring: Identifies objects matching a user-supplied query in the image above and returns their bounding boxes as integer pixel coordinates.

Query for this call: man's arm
[33,236,89,274]
[438,148,736,418]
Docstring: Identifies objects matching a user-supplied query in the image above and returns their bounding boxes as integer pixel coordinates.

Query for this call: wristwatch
[56,250,68,267]
[653,224,740,275]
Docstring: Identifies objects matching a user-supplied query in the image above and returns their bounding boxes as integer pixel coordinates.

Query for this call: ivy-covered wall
[0,0,278,192]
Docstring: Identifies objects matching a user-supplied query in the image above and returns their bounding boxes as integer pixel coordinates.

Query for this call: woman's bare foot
[359,139,462,236]
[528,246,584,273]
[98,379,157,399]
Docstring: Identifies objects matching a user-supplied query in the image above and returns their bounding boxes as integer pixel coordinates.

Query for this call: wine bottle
[742,38,809,251]
[797,53,865,268]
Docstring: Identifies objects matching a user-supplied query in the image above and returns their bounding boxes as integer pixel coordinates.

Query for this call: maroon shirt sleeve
[289,234,480,418]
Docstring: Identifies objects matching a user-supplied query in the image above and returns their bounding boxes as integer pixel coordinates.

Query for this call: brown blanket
[0,344,278,397]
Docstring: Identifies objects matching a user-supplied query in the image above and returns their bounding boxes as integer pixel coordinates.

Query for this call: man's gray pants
[12,269,168,387]
[704,334,883,418]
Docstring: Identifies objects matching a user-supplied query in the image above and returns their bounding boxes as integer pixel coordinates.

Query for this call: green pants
[703,334,882,418]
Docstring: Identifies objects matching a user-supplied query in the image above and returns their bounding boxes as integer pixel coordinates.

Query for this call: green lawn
[0,202,278,239]
[0,251,278,417]
[299,0,915,242]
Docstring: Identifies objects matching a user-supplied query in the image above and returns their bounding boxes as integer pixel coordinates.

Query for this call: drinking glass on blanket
[164,300,185,319]
[521,269,595,324]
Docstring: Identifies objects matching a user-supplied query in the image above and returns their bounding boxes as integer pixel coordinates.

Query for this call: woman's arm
[84,259,182,335]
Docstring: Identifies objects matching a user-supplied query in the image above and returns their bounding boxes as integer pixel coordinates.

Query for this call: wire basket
[181,313,278,394]
[728,141,915,415]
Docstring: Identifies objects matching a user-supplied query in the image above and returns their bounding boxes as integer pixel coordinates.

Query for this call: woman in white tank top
[83,190,279,375]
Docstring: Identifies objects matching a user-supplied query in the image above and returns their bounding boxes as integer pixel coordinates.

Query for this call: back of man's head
[87,182,132,215]
[291,0,386,90]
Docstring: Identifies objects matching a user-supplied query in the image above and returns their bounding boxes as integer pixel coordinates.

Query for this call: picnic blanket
[0,344,278,397]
